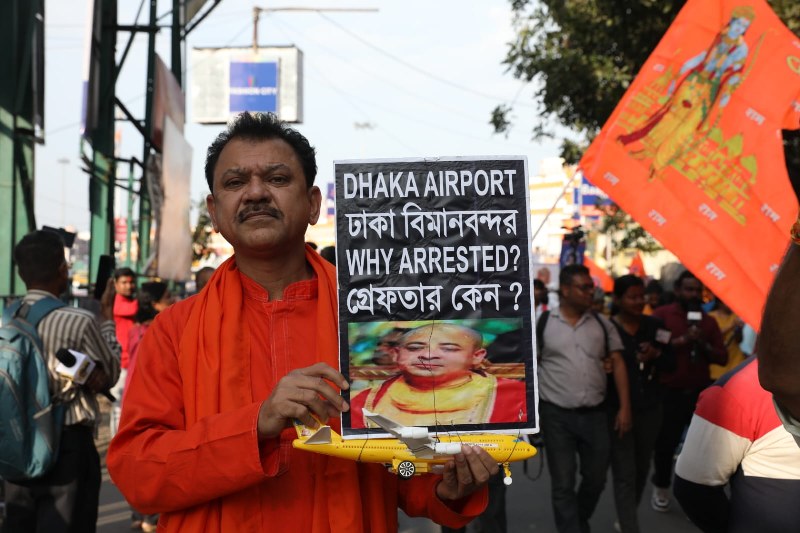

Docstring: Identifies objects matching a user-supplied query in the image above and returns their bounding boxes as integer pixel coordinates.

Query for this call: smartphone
[93,255,116,300]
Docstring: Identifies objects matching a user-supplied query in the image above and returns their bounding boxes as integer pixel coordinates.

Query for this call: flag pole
[530,166,581,243]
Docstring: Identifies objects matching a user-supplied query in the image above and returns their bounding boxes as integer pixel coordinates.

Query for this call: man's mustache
[237,205,283,223]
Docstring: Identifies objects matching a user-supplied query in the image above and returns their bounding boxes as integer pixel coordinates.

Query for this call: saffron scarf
[175,246,363,532]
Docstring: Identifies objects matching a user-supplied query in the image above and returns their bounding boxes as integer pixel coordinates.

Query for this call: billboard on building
[229,60,278,114]
[191,46,303,123]
[156,117,193,281]
[151,54,185,151]
[80,0,100,139]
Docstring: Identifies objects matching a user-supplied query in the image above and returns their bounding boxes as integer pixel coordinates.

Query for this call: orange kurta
[107,248,485,532]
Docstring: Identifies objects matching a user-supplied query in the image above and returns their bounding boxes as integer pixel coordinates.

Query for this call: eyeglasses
[570,283,595,292]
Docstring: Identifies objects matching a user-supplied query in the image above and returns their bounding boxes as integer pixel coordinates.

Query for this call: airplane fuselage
[292,432,537,478]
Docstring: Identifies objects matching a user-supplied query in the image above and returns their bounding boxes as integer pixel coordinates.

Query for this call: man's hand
[614,406,633,438]
[637,341,660,363]
[687,324,703,342]
[85,366,109,394]
[257,362,349,440]
[100,279,116,321]
[435,445,498,501]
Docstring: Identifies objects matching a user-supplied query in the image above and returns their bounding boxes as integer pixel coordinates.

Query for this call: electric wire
[265,13,485,124]
[317,12,537,109]
[268,14,538,151]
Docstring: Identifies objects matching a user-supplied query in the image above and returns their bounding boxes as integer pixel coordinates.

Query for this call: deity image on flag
[617,5,757,181]
[346,319,527,430]
[579,0,800,330]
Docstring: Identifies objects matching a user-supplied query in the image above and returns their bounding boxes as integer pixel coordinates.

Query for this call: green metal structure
[0,0,45,297]
[1,0,220,294]
[86,0,118,284]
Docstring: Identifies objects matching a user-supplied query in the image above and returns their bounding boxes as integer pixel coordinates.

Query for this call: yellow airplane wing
[362,409,437,457]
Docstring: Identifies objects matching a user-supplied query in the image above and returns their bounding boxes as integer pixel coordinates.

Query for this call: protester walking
[607,275,675,532]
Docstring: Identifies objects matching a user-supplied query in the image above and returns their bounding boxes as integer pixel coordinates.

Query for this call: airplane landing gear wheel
[397,461,416,479]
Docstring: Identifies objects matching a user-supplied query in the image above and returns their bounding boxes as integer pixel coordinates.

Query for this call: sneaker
[651,487,670,512]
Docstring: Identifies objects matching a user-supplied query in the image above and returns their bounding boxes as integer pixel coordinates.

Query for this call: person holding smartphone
[607,275,675,532]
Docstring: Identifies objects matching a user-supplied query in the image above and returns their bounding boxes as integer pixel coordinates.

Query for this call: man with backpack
[537,264,632,533]
[1,230,120,532]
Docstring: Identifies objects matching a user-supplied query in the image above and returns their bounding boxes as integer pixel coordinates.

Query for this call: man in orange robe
[106,112,492,532]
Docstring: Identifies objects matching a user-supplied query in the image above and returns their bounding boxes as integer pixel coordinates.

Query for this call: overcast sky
[37,0,561,234]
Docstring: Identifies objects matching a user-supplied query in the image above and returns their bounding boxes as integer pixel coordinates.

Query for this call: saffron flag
[584,256,614,293]
[629,252,646,278]
[580,0,800,329]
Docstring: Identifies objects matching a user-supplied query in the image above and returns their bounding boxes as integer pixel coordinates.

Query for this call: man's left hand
[637,341,661,363]
[615,406,633,438]
[85,367,109,394]
[435,445,498,501]
[100,279,116,321]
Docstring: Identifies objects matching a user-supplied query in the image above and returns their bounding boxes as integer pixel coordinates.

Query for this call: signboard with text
[191,46,302,123]
[229,61,278,114]
[335,157,538,438]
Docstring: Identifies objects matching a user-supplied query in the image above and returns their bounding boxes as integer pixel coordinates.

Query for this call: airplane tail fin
[292,419,338,445]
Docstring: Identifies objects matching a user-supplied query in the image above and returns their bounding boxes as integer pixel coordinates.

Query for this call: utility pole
[57,157,69,227]
[138,0,158,276]
[252,6,377,52]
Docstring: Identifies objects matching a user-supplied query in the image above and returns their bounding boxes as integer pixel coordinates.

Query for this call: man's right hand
[686,324,703,342]
[100,278,116,321]
[257,362,350,440]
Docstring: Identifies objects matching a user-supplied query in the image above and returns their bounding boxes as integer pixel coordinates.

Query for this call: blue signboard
[229,61,278,113]
[573,176,611,219]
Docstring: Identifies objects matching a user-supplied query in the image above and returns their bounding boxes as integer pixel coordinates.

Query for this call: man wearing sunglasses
[537,264,631,533]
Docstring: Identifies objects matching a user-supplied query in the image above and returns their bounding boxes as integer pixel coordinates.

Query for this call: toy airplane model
[292,409,537,485]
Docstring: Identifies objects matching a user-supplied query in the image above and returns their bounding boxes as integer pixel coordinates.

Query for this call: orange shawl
[174,246,363,532]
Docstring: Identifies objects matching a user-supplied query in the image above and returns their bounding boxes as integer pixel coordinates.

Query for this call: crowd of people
[3,111,798,533]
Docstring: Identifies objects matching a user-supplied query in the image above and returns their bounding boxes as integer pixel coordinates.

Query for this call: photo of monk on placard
[348,321,527,429]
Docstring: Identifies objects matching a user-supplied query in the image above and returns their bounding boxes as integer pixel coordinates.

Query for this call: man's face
[114,275,135,298]
[677,277,703,308]
[58,259,70,295]
[394,325,486,380]
[206,138,321,258]
[645,291,661,309]
[536,268,551,285]
[561,273,595,312]
[372,331,403,366]
[618,285,646,317]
